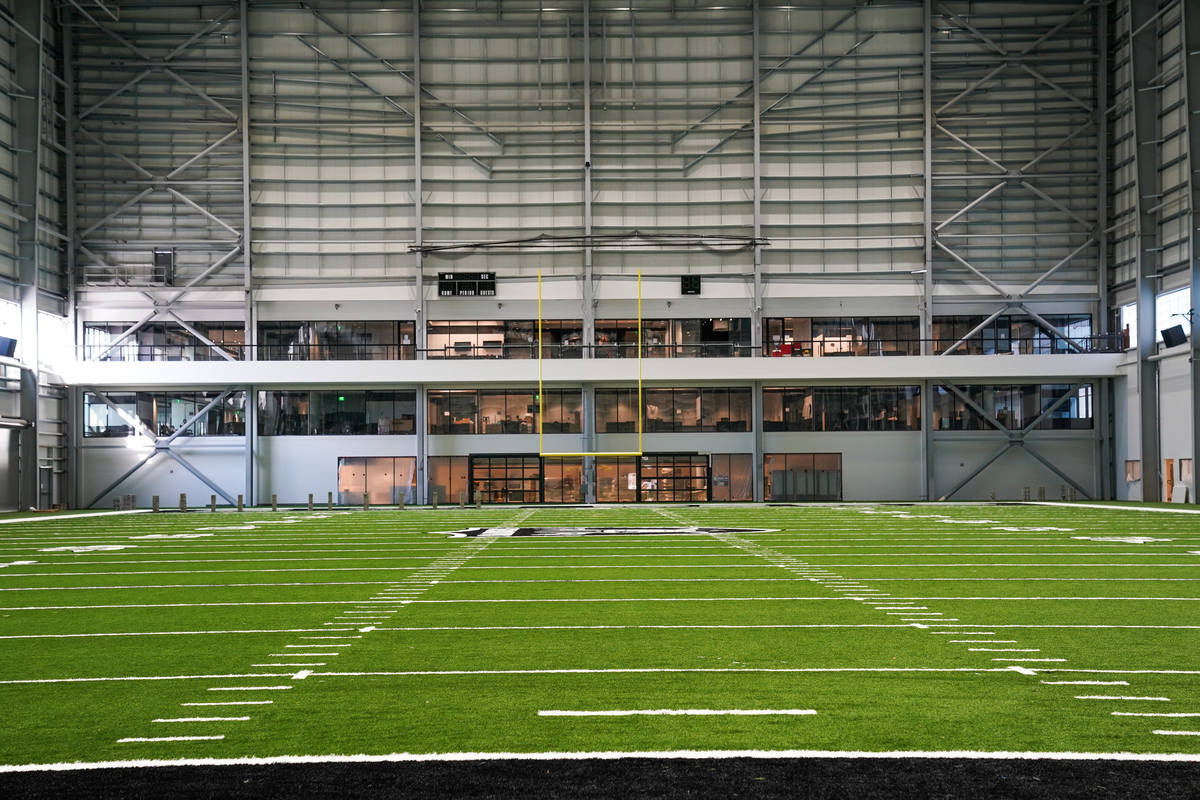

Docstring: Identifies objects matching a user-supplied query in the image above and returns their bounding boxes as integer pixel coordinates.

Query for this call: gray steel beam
[583,0,594,358]
[302,2,503,149]
[15,0,44,509]
[683,32,877,174]
[922,0,934,501]
[1183,0,1200,503]
[582,0,595,502]
[413,0,425,503]
[240,0,254,380]
[671,6,858,146]
[751,0,762,357]
[1127,0,1163,502]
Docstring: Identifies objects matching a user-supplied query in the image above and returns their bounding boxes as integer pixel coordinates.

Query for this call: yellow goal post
[538,269,642,457]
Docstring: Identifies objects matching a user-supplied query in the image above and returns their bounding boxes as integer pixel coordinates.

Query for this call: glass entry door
[338,456,417,505]
[764,453,842,501]
[470,455,542,504]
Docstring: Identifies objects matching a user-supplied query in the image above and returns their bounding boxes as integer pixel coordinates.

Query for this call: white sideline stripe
[181,701,273,707]
[1030,501,1200,515]
[0,666,1119,686]
[6,749,1200,772]
[1114,713,1200,717]
[268,653,337,657]
[970,649,1040,652]
[0,628,351,640]
[992,658,1065,662]
[1076,696,1171,701]
[951,640,1017,644]
[1152,731,1200,736]
[538,709,817,717]
[117,736,224,743]
[153,717,249,723]
[1041,681,1129,686]
[0,602,414,611]
[0,510,151,524]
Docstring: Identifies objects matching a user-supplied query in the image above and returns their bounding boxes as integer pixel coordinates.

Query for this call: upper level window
[934,315,1092,354]
[596,387,752,433]
[259,321,414,361]
[257,390,416,436]
[84,391,246,437]
[932,384,1092,430]
[427,389,582,434]
[427,320,582,359]
[595,318,752,358]
[83,323,245,361]
[762,386,921,432]
[765,317,920,357]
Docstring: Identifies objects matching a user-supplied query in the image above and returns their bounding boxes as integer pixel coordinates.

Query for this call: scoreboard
[438,272,496,297]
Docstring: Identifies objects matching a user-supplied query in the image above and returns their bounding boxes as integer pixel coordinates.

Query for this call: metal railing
[77,334,1127,362]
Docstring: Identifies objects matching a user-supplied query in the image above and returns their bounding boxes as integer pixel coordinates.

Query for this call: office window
[84,391,245,437]
[764,386,920,432]
[932,384,1093,431]
[428,391,479,434]
[258,391,415,436]
[258,321,413,360]
[540,389,583,433]
[596,388,639,433]
[427,320,582,359]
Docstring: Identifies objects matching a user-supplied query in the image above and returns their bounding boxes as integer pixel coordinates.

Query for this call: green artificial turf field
[0,502,1198,769]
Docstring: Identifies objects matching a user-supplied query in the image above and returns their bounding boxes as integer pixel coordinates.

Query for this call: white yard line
[1041,681,1129,686]
[181,701,272,707]
[538,709,817,717]
[1113,712,1200,717]
[1075,695,1170,701]
[1151,730,1200,736]
[153,717,249,723]
[116,736,223,743]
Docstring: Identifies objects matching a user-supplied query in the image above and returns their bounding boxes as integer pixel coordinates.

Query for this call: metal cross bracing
[935,380,1093,501]
[69,0,248,362]
[928,1,1103,356]
[81,387,240,508]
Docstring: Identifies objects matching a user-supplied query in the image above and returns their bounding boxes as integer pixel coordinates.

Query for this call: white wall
[762,432,923,502]
[932,434,1098,501]
[80,439,246,508]
[255,436,418,505]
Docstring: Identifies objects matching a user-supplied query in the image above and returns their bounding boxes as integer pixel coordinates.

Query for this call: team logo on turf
[440,526,776,537]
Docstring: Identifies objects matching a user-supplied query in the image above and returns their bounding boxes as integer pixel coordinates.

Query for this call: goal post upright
[539,269,643,458]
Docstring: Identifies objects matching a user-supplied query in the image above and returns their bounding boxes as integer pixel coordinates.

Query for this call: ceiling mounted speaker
[1160,324,1187,348]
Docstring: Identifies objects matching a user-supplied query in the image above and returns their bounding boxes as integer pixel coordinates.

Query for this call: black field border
[3,757,1200,799]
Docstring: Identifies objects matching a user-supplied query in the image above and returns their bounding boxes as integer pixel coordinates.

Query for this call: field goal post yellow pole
[539,269,643,458]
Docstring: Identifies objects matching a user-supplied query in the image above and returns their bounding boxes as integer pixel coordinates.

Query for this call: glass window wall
[258,390,416,436]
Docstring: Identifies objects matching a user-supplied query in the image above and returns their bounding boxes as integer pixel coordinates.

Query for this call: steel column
[413,0,425,502]
[750,0,763,355]
[15,0,45,509]
[1127,0,1163,501]
[922,0,935,500]
[1182,0,1200,503]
